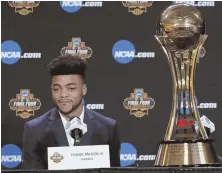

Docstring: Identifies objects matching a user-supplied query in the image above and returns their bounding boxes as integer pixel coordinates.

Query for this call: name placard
[48,145,110,170]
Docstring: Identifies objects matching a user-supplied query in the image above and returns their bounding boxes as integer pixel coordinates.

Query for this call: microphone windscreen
[71,128,83,139]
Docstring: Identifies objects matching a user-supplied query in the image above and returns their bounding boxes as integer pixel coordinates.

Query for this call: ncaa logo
[74,39,80,46]
[1,40,21,64]
[120,143,137,167]
[1,144,22,168]
[60,1,82,13]
[112,40,135,64]
[112,40,155,64]
[1,40,41,64]
[172,1,215,7]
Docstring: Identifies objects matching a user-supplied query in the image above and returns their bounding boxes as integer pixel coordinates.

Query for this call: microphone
[194,115,215,137]
[71,128,83,146]
[68,117,87,146]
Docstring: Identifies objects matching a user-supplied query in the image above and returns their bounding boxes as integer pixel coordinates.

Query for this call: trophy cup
[154,4,219,166]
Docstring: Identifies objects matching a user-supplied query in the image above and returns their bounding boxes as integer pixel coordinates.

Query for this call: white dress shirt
[59,107,85,146]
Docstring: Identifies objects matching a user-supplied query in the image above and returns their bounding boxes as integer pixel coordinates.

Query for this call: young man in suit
[22,54,120,169]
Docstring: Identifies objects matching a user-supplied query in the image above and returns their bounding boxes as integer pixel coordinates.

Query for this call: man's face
[51,74,87,115]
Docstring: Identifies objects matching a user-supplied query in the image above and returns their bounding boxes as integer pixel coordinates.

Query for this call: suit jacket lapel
[47,108,69,146]
[45,107,97,147]
[79,108,95,145]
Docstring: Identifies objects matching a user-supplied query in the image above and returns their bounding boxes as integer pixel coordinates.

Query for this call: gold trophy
[154,4,219,166]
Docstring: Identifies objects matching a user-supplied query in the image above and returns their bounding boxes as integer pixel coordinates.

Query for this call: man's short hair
[47,54,87,82]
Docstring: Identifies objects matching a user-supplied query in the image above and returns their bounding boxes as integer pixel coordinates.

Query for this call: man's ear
[83,84,87,96]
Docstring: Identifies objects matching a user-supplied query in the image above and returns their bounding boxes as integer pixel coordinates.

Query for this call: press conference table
[2,167,222,173]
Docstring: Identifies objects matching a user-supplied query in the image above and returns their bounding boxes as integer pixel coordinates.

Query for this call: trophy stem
[155,35,209,141]
[154,35,219,166]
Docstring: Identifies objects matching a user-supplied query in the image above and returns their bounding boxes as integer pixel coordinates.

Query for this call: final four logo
[50,152,64,163]
[123,88,155,118]
[122,1,153,15]
[60,37,93,59]
[9,89,41,119]
[8,1,40,15]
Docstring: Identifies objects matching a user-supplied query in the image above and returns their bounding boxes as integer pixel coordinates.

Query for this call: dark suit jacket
[22,107,120,169]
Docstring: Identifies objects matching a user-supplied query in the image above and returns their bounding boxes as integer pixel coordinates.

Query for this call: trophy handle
[190,34,209,140]
[155,35,178,141]
[154,35,170,62]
